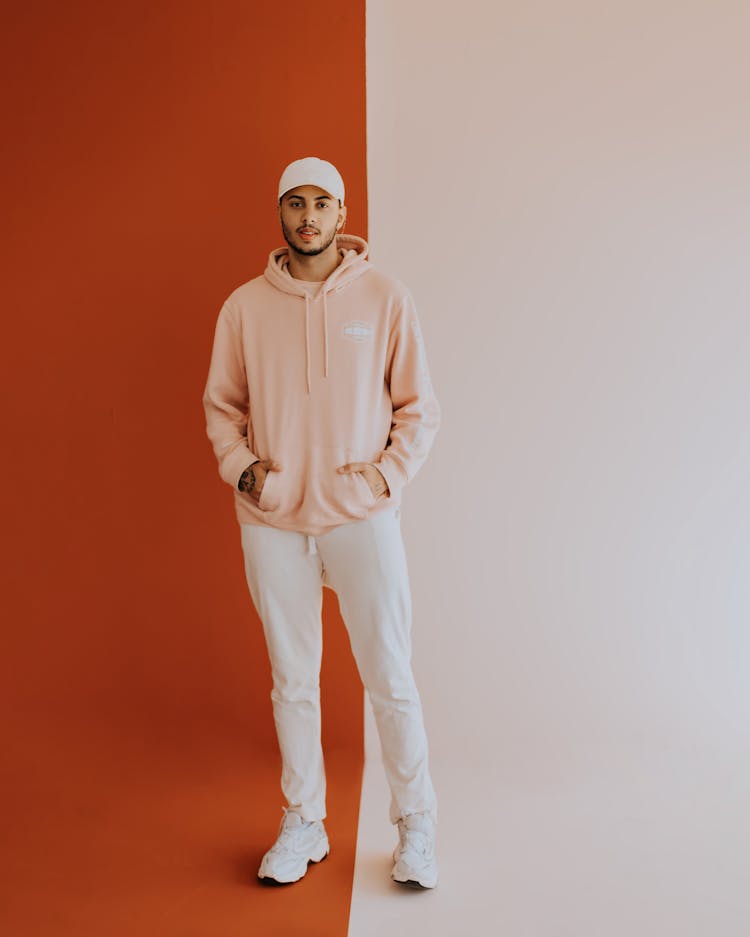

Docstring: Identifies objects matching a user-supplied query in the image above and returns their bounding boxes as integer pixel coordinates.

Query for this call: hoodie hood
[263,234,371,394]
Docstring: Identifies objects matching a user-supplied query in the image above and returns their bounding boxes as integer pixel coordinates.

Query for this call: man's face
[279,185,347,256]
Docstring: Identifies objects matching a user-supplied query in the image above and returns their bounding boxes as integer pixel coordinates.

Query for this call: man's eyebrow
[285,194,332,201]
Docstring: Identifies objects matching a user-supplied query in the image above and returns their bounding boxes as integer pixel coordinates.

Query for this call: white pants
[240,503,438,826]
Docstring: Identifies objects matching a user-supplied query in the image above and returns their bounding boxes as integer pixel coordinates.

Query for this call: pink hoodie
[202,234,440,536]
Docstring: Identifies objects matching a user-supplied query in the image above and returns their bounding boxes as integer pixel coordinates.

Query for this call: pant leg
[316,504,438,825]
[239,523,327,822]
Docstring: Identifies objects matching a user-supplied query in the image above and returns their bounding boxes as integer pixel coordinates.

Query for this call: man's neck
[286,242,343,282]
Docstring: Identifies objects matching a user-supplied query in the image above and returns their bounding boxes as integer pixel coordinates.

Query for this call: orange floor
[1,711,362,937]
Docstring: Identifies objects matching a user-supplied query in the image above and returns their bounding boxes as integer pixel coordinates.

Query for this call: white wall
[367,0,750,759]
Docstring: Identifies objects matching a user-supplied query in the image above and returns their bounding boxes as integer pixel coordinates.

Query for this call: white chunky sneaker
[391,812,438,889]
[257,807,330,884]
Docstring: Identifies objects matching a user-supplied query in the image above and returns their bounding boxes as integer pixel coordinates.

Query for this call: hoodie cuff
[373,454,408,501]
[220,443,261,491]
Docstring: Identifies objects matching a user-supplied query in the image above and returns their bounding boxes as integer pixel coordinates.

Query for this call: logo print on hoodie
[342,320,374,343]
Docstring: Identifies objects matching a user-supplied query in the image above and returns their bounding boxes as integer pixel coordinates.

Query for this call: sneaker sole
[257,846,330,885]
[391,873,437,889]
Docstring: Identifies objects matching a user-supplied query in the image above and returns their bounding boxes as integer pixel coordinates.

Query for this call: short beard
[281,220,338,257]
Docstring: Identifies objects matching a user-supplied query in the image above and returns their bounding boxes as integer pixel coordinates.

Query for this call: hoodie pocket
[310,445,376,523]
[352,469,377,507]
[257,467,282,512]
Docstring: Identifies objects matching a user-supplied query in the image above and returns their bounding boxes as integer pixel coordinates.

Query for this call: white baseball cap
[278,156,345,204]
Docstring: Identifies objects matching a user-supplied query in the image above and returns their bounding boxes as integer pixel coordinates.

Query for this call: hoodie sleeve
[202,301,260,491]
[374,290,441,501]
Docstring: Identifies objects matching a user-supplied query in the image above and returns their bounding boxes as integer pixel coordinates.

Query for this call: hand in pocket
[246,459,281,504]
[336,461,390,499]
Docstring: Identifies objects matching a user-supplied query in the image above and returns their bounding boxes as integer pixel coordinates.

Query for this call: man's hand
[337,462,390,498]
[239,458,281,503]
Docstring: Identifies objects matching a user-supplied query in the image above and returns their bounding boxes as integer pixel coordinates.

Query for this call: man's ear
[338,204,347,232]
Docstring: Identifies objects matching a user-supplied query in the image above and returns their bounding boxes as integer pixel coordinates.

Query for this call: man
[202,156,440,889]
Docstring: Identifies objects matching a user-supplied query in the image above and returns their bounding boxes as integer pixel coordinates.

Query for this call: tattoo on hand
[238,466,256,494]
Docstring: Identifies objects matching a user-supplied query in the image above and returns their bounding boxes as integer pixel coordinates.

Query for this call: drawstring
[303,290,330,395]
[323,291,329,379]
[302,273,354,393]
[304,293,311,395]
[307,535,317,554]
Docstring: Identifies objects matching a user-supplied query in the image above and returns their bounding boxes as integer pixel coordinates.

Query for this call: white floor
[348,697,750,936]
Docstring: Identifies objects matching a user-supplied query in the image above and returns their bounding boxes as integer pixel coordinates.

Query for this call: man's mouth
[298,228,319,240]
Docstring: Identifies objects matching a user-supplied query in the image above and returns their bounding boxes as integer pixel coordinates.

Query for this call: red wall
[1,1,367,752]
